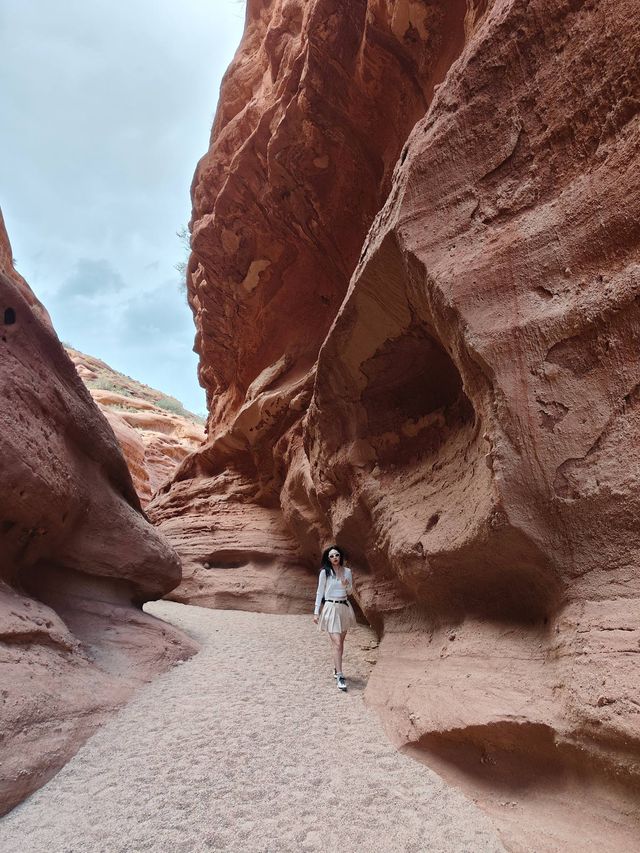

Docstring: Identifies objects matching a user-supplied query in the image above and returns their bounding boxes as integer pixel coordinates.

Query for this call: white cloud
[60,258,126,297]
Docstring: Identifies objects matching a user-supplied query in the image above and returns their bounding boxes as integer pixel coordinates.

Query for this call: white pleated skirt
[318,599,357,634]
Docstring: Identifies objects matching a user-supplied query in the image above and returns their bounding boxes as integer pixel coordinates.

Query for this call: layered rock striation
[151,0,640,847]
[150,0,486,610]
[0,217,197,814]
[66,347,205,505]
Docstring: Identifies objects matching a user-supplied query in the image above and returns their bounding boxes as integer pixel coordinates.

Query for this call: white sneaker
[337,675,347,691]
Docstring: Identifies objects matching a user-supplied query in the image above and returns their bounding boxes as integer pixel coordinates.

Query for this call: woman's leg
[329,632,345,674]
[340,630,347,673]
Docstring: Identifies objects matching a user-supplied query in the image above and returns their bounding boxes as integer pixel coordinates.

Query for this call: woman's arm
[343,567,353,595]
[313,570,326,616]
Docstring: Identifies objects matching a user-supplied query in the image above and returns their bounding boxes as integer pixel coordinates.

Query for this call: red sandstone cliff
[149,0,640,848]
[151,0,483,611]
[65,347,205,505]
[0,216,197,814]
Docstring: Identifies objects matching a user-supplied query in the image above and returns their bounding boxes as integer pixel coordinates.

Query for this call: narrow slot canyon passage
[1,602,505,853]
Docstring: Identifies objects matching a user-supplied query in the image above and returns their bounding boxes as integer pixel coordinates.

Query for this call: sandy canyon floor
[1,602,505,853]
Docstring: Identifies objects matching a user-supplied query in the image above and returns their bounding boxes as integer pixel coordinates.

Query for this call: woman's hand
[313,614,319,624]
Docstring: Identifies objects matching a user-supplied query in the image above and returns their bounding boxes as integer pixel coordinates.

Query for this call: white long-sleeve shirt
[314,567,353,615]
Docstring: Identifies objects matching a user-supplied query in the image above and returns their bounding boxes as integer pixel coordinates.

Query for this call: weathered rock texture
[65,347,205,505]
[0,217,197,815]
[151,0,482,611]
[150,0,640,847]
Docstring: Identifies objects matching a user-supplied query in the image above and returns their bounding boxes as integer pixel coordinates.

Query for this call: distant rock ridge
[65,346,205,505]
[149,0,640,849]
[0,212,197,815]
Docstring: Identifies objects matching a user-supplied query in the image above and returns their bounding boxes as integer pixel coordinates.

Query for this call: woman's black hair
[321,544,345,579]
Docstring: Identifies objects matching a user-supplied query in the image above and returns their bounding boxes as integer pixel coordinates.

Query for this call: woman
[313,545,356,691]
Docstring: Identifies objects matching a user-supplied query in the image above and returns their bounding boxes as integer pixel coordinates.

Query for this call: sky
[0,0,246,416]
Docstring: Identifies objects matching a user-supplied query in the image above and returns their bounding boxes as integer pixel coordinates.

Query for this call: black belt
[325,599,348,605]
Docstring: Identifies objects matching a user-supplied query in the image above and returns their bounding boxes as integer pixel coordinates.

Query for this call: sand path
[1,602,505,853]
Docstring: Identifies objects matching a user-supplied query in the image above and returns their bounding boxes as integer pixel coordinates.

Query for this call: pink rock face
[152,0,640,846]
[0,220,197,814]
[151,470,315,613]
[150,0,481,610]
[65,347,205,505]
[102,404,205,501]
[189,0,475,417]
[102,409,155,504]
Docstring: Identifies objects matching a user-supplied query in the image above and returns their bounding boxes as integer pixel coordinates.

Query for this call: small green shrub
[155,396,187,416]
[88,375,134,397]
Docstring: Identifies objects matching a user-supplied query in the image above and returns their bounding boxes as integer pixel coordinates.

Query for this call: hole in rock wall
[426,512,440,531]
[341,314,560,623]
[360,326,474,465]
[546,326,604,376]
[201,549,272,571]
[4,307,16,325]
[319,232,563,627]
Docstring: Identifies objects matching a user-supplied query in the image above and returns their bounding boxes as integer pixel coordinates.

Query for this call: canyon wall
[0,216,197,814]
[66,346,205,505]
[150,0,485,611]
[150,0,640,847]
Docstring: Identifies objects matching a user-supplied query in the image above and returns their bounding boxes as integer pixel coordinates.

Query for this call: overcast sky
[0,0,246,415]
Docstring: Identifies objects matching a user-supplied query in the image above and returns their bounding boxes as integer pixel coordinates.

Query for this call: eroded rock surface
[150,0,482,611]
[0,218,197,815]
[65,347,205,505]
[150,0,640,847]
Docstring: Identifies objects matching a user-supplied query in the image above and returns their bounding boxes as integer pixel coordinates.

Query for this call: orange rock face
[0,219,197,814]
[65,347,205,505]
[150,0,483,610]
[151,0,640,846]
